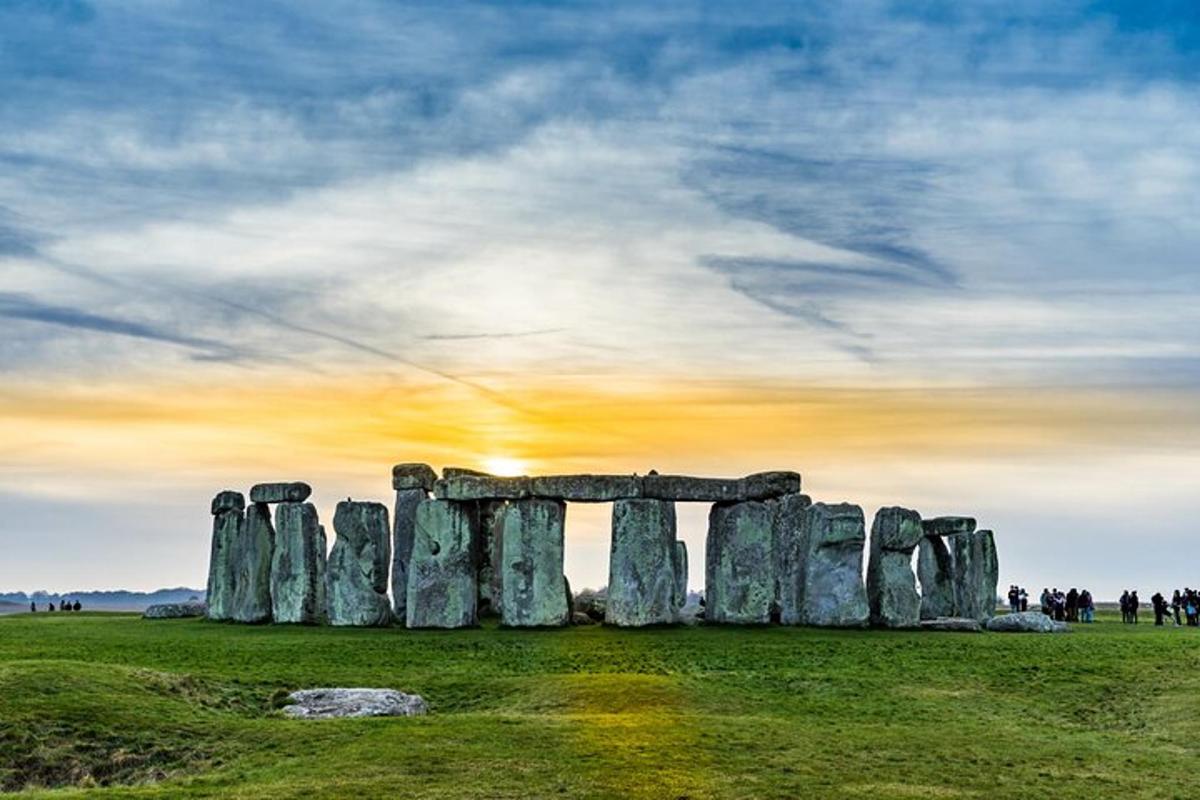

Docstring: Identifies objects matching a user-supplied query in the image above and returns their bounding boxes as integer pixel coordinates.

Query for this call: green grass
[0,612,1197,798]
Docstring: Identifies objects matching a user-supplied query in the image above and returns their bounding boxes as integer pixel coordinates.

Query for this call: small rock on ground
[283,688,428,719]
[985,611,1070,634]
[143,602,207,619]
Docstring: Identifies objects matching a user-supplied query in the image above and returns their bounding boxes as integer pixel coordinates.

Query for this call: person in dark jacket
[1129,591,1140,624]
[1151,592,1166,626]
[1066,588,1079,622]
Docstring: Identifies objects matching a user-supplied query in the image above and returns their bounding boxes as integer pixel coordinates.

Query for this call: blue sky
[1,1,1198,597]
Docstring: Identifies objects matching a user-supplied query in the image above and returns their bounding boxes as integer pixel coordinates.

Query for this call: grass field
[1,613,1197,799]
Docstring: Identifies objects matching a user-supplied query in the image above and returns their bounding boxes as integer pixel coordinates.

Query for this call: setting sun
[482,456,528,477]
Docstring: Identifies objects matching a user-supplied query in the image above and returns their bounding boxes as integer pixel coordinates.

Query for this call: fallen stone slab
[919,617,982,633]
[921,516,976,537]
[802,503,869,627]
[206,496,244,622]
[607,499,678,626]
[327,500,392,627]
[143,602,207,619]
[210,490,245,516]
[917,535,956,620]
[392,463,437,491]
[407,499,478,628]
[706,500,775,624]
[739,471,802,500]
[985,611,1070,633]
[231,502,275,623]
[434,475,530,501]
[642,474,741,502]
[249,482,313,504]
[283,688,428,719]
[499,498,570,627]
[771,493,813,625]
[572,611,597,625]
[529,474,642,502]
[271,502,327,625]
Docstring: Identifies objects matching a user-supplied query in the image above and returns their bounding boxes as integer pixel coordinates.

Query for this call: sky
[1,1,1198,600]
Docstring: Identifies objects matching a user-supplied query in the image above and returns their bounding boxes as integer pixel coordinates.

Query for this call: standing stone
[407,499,478,628]
[673,541,688,609]
[951,530,999,623]
[771,493,812,625]
[231,502,274,623]
[476,500,507,617]
[390,488,426,624]
[866,507,923,628]
[917,535,956,619]
[327,501,392,627]
[206,491,244,621]
[498,498,569,627]
[976,530,999,621]
[801,503,869,627]
[705,501,775,624]
[392,463,437,491]
[606,499,678,626]
[271,502,327,624]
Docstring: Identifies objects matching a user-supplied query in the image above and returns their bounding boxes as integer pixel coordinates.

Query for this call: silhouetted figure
[48,602,55,612]
[1019,588,1028,612]
[1119,590,1130,623]
[1151,592,1166,626]
[73,600,81,612]
[1066,588,1079,622]
[1007,585,1019,613]
[1172,591,1183,626]
[1078,589,1094,623]
[1040,588,1052,616]
[1129,591,1139,624]
[30,601,35,613]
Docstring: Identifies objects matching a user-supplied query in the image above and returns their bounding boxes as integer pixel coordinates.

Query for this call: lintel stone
[529,474,642,502]
[921,516,976,537]
[392,463,437,491]
[642,474,741,502]
[249,482,312,504]
[435,475,531,501]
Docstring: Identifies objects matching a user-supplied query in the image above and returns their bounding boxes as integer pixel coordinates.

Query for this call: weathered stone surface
[572,611,597,625]
[917,535,956,620]
[867,507,923,628]
[574,588,607,621]
[442,467,490,479]
[327,501,392,627]
[231,502,274,623]
[985,611,1069,633]
[921,516,976,537]
[498,499,569,627]
[529,474,642,502]
[249,482,312,504]
[271,502,327,625]
[389,488,425,624]
[771,494,813,625]
[283,688,428,719]
[607,499,678,626]
[872,506,925,551]
[435,475,530,501]
[475,500,506,617]
[952,530,999,622]
[802,503,869,627]
[706,501,775,624]
[642,474,741,502]
[672,541,688,609]
[205,503,243,621]
[143,601,207,619]
[210,490,244,516]
[407,499,478,628]
[391,463,437,491]
[740,471,802,500]
[920,617,983,633]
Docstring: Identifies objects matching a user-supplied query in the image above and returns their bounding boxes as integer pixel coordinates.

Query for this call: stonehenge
[203,464,1000,631]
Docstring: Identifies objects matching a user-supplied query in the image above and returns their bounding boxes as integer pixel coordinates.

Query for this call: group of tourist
[1147,589,1200,626]
[30,599,82,612]
[1036,587,1095,622]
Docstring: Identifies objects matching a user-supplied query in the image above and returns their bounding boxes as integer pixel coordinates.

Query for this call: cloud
[0,292,240,361]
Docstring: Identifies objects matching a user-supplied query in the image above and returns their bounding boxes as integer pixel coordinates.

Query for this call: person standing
[1129,590,1139,624]
[1079,589,1094,623]
[1172,591,1183,626]
[1066,588,1079,622]
[1151,592,1166,626]
[29,601,35,613]
[1019,587,1028,612]
[1040,588,1052,616]
[1119,590,1130,623]
[1007,586,1020,614]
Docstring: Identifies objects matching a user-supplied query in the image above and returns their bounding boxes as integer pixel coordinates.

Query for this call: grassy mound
[0,613,1197,798]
